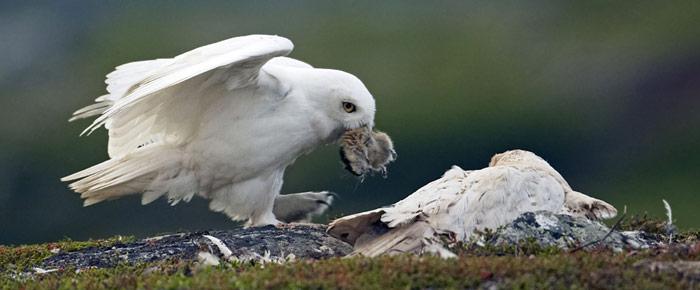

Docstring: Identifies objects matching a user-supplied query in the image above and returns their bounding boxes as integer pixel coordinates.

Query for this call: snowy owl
[62,35,395,226]
[327,149,617,257]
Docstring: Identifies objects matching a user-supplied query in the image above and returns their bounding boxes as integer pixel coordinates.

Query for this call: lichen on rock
[40,224,352,270]
[473,211,661,252]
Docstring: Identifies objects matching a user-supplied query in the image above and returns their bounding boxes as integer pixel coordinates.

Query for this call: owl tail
[61,145,190,206]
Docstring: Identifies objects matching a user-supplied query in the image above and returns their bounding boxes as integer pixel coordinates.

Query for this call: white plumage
[327,149,618,257]
[63,35,377,226]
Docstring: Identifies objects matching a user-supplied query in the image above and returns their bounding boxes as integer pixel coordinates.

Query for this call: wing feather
[85,35,292,134]
[381,166,469,228]
[72,35,294,158]
[70,59,172,122]
[441,165,566,239]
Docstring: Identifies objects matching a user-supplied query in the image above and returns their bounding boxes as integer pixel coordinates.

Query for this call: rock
[36,212,665,271]
[477,211,660,251]
[40,224,352,270]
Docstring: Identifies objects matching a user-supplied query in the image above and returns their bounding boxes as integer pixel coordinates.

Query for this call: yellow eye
[342,102,356,113]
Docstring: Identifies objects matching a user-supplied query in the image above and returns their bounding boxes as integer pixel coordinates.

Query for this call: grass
[0,236,134,275]
[1,215,698,289]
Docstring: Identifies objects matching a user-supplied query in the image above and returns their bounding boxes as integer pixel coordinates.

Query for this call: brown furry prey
[339,126,396,177]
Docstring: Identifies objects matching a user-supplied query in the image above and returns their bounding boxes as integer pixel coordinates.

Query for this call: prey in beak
[339,126,396,177]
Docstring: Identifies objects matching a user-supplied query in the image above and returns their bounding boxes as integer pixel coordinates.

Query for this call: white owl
[327,149,617,257]
[62,35,394,226]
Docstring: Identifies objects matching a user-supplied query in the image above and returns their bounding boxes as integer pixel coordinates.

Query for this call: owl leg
[209,170,284,227]
[273,191,336,223]
[247,210,281,227]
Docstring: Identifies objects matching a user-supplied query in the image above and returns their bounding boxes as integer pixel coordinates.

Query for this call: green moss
[618,213,700,244]
[619,213,670,234]
[456,235,565,257]
[0,236,134,273]
[1,233,698,289]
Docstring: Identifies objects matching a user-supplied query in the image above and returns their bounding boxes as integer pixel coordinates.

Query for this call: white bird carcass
[327,149,617,257]
[62,35,394,226]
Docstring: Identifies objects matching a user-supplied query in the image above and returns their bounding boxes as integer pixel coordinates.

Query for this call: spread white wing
[70,35,294,158]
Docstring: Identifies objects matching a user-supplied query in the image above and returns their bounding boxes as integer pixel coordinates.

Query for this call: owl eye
[342,101,356,113]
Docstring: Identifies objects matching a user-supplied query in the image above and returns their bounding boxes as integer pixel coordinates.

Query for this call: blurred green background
[1,1,698,245]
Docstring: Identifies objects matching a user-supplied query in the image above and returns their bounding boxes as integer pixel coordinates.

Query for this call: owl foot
[273,191,336,223]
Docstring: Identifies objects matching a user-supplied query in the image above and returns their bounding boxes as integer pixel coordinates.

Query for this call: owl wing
[69,35,293,159]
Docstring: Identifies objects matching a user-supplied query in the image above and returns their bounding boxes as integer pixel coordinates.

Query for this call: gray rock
[35,212,663,272]
[478,211,660,251]
[40,224,352,270]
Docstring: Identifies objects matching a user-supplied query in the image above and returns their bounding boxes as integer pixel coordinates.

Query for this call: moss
[0,236,134,273]
[1,233,699,289]
[456,235,565,257]
[619,213,700,245]
[2,249,699,289]
[619,213,670,234]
